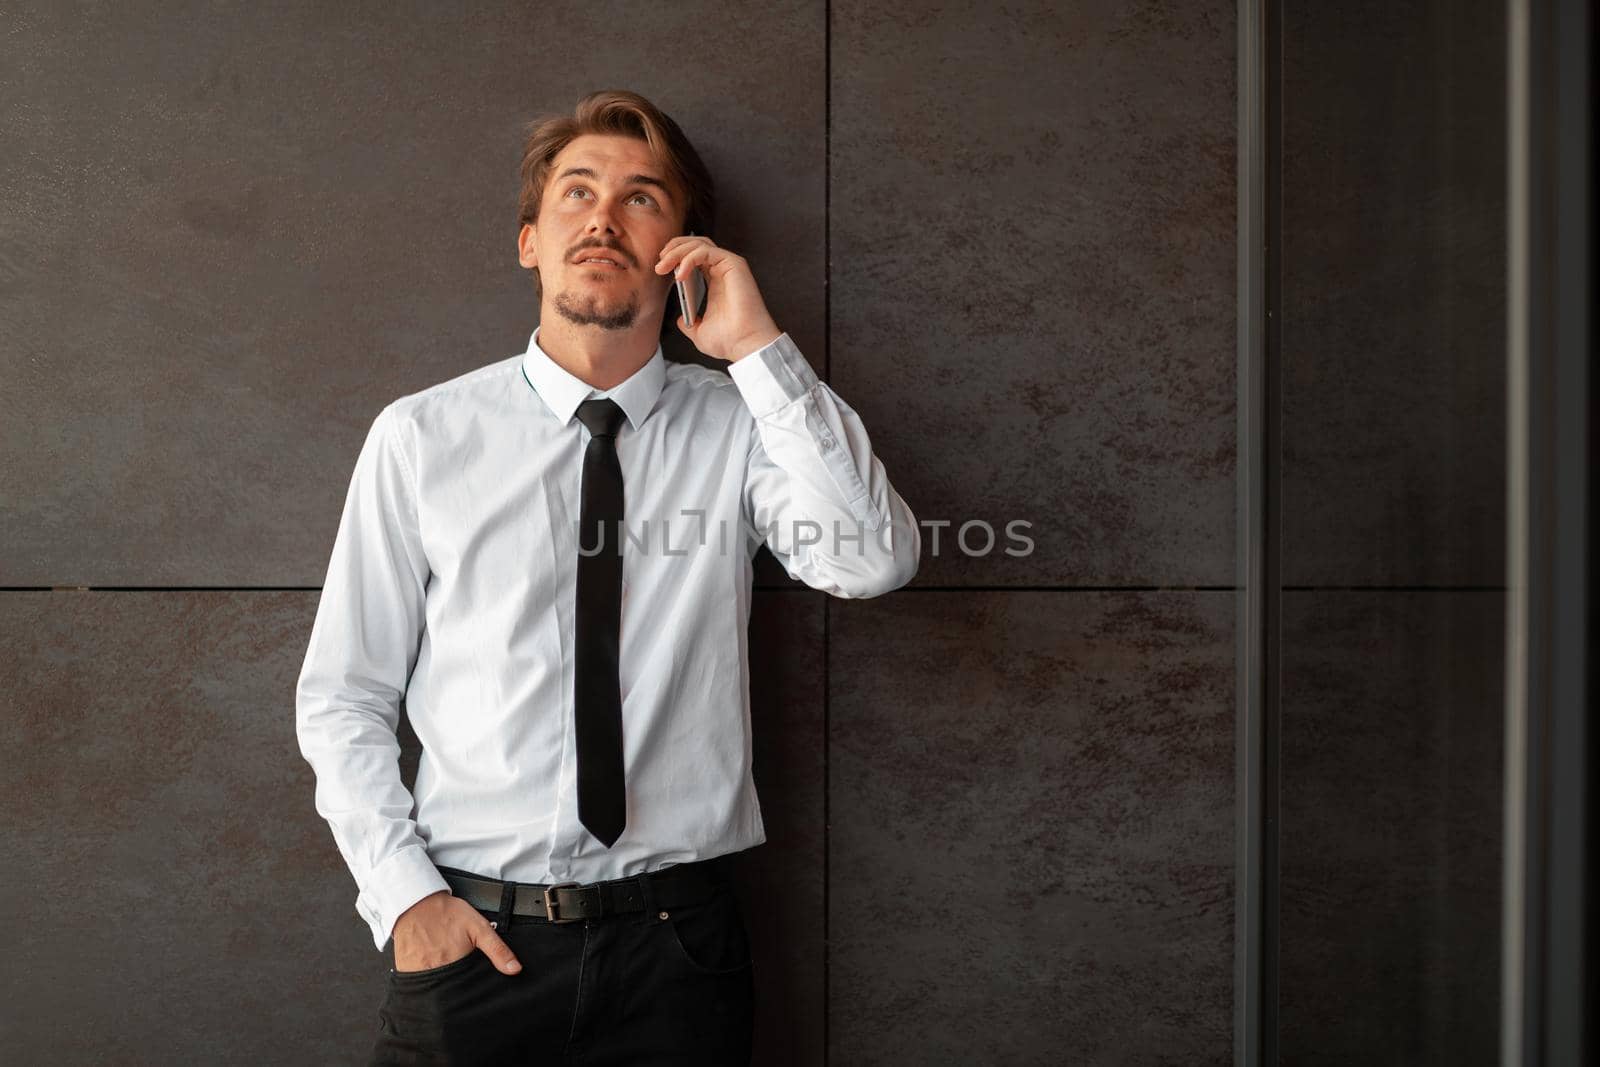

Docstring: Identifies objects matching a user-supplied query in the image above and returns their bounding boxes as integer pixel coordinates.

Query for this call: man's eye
[565,187,653,207]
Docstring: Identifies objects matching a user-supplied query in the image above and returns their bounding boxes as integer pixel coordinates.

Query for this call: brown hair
[517,90,716,321]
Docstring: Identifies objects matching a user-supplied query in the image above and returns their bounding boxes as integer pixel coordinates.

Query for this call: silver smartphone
[675,230,708,328]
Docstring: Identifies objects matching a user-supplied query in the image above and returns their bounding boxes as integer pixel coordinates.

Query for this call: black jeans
[367,863,755,1065]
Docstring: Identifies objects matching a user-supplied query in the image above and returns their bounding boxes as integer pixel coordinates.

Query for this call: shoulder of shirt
[379,353,526,424]
[664,358,761,409]
[662,357,740,397]
[661,359,758,431]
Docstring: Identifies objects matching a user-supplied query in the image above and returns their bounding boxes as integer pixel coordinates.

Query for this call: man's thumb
[480,920,523,974]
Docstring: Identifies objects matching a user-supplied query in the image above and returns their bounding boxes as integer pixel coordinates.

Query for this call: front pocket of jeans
[662,888,753,975]
[390,947,481,981]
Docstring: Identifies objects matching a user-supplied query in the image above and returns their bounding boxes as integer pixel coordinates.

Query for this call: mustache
[571,242,632,266]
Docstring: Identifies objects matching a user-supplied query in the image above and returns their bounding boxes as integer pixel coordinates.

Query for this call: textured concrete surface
[3,1,1247,1061]
[2,0,1512,1063]
[0,588,824,1064]
[1279,591,1504,1063]
[728,590,829,1067]
[828,592,1235,1065]
[0,2,826,588]
[0,591,375,1062]
[831,0,1238,588]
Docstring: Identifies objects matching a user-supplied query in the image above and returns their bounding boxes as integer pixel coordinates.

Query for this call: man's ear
[518,224,538,270]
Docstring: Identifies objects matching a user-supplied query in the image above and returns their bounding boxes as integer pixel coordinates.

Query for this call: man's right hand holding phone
[392,890,523,976]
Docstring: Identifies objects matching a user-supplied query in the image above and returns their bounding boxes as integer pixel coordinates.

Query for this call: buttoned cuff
[727,332,819,418]
[360,844,451,951]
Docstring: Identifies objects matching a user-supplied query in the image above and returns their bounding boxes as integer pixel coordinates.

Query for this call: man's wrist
[725,324,783,363]
[369,845,452,948]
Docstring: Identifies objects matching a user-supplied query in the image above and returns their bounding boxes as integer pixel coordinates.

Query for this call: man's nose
[586,202,621,234]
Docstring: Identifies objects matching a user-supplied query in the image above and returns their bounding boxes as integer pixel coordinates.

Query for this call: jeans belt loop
[496,879,516,931]
[636,868,661,921]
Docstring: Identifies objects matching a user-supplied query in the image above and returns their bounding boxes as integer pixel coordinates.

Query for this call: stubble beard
[553,280,641,331]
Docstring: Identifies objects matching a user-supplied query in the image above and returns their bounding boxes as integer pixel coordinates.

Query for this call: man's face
[518,133,686,333]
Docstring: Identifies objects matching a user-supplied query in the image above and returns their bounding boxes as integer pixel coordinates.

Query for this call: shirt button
[820,435,835,451]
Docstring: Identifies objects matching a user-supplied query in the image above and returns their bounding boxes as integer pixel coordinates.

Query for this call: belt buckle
[542,881,584,923]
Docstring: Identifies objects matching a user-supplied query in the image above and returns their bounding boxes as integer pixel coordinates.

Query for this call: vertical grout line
[822,4,832,1065]
[822,593,831,1066]
[1235,0,1256,1061]
[1258,0,1283,1057]
[823,4,832,386]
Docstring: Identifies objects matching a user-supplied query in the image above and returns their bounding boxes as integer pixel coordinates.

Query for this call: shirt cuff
[361,843,451,951]
[727,332,819,418]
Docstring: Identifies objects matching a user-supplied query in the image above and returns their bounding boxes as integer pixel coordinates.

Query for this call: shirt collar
[519,324,667,432]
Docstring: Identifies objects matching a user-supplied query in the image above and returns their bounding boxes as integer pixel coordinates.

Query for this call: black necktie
[573,397,628,847]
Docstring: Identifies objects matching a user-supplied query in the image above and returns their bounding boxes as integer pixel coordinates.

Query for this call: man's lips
[574,255,627,270]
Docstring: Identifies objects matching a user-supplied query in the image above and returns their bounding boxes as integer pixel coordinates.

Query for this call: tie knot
[575,397,626,439]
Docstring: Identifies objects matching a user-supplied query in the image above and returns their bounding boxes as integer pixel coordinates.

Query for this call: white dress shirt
[295,325,920,950]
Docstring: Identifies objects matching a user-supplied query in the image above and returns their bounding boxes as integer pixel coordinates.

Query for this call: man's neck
[536,316,658,392]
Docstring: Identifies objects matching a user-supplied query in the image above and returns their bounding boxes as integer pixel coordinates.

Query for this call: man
[296,89,919,1064]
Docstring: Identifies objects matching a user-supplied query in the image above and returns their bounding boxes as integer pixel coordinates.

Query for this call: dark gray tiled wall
[2,1,833,1059]
[0,589,824,1064]
[831,1,1237,587]
[829,592,1235,1064]
[733,591,829,1067]
[5,2,1247,1063]
[825,2,1238,1059]
[0,2,826,587]
[0,591,373,1062]
[1278,592,1503,1062]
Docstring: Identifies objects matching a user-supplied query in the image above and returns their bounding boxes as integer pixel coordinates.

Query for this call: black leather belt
[435,857,727,926]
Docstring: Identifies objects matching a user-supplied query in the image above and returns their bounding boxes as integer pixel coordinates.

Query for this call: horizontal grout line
[10,586,324,592]
[2,584,1508,594]
[1280,585,1508,592]
[822,584,1240,592]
